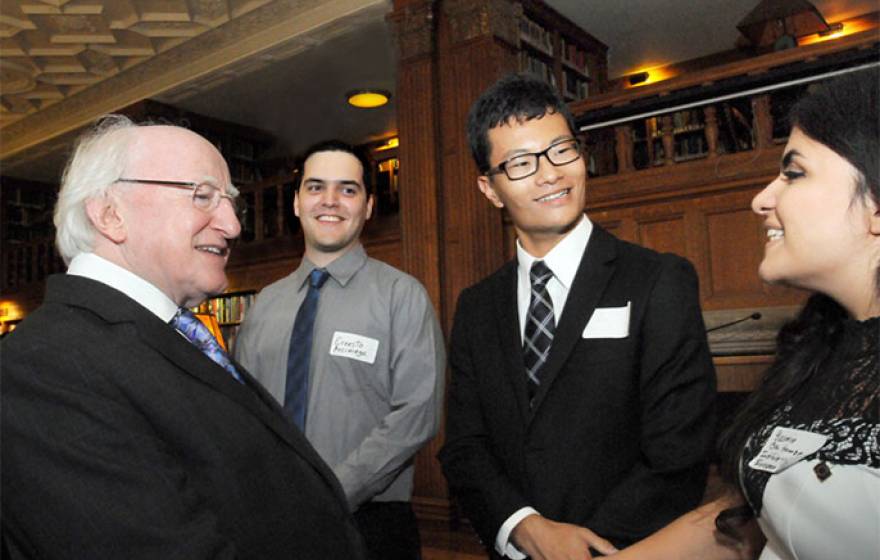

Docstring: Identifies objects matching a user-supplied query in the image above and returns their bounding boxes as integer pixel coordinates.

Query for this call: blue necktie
[172,308,244,383]
[284,268,329,430]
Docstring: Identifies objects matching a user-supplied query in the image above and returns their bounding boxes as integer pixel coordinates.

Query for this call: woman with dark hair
[611,67,879,560]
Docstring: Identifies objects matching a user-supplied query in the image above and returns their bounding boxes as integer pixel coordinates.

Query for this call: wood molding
[443,0,520,47]
[388,0,436,61]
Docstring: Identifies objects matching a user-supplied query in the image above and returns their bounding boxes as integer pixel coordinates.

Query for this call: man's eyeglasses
[115,178,246,218]
[486,139,582,181]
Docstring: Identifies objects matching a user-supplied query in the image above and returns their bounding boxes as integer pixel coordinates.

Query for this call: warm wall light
[625,66,677,88]
[628,71,649,86]
[347,89,391,108]
[798,18,874,45]
[818,22,844,36]
[375,137,399,151]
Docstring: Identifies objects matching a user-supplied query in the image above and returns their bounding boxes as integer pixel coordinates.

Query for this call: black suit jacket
[1,275,366,559]
[439,226,716,551]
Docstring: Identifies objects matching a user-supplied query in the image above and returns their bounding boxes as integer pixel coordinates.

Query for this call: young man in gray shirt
[236,140,445,560]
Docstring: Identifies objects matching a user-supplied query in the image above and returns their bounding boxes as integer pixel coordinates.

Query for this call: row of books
[560,36,590,76]
[562,70,589,100]
[637,112,705,140]
[194,292,256,325]
[519,52,557,87]
[519,15,552,55]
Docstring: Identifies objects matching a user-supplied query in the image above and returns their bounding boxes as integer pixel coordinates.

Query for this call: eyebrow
[781,149,803,168]
[499,135,575,160]
[303,177,363,188]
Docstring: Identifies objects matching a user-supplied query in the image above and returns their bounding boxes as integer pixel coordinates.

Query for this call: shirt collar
[67,252,180,322]
[516,214,592,290]
[297,243,368,290]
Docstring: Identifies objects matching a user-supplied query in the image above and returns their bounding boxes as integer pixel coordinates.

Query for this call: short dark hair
[299,139,372,195]
[467,73,578,174]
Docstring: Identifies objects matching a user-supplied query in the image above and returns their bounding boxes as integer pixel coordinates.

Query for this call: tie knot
[309,268,329,289]
[530,261,553,286]
[172,308,213,345]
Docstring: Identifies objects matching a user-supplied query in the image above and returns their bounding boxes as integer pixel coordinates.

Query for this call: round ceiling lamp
[347,89,391,108]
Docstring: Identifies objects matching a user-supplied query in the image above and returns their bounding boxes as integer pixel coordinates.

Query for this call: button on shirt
[499,214,593,559]
[235,244,445,510]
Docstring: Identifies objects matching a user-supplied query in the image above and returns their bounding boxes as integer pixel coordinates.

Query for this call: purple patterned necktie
[172,308,244,383]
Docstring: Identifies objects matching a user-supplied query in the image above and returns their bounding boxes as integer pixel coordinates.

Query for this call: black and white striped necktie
[523,260,555,400]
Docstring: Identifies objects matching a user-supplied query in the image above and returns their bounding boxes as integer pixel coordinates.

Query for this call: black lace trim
[740,316,879,515]
[741,414,880,514]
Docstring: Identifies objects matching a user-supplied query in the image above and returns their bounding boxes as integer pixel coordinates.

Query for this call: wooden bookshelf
[192,290,256,353]
[517,0,608,102]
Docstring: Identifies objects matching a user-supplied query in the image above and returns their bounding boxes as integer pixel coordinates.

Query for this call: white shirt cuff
[495,507,539,559]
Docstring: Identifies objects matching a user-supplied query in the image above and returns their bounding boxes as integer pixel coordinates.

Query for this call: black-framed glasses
[115,178,245,218]
[486,139,582,181]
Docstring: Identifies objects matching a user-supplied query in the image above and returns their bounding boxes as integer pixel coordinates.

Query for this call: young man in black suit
[0,116,366,559]
[439,74,717,559]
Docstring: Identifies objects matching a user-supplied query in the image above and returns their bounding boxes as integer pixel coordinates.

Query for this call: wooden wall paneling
[696,187,805,310]
[390,0,448,516]
[391,0,523,520]
[635,211,687,257]
[704,205,765,300]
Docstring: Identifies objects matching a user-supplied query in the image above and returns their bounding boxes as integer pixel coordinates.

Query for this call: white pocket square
[582,302,630,339]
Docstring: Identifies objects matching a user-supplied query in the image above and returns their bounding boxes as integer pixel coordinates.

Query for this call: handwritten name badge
[748,426,828,474]
[329,331,379,364]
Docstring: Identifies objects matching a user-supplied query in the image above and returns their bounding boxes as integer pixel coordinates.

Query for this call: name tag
[329,331,379,364]
[582,302,630,339]
[748,426,828,474]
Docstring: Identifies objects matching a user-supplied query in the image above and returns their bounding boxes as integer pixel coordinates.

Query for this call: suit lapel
[49,275,347,504]
[134,310,347,502]
[529,227,618,415]
[491,262,532,423]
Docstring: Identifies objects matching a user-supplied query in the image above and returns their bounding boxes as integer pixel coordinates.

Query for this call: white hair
[54,115,138,264]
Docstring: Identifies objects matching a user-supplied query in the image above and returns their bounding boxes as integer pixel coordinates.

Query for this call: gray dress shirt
[235,244,445,510]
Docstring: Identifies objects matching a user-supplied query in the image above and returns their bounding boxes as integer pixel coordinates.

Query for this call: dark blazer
[1,275,366,559]
[439,225,716,552]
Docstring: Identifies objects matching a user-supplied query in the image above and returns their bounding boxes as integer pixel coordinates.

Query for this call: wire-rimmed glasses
[115,178,246,219]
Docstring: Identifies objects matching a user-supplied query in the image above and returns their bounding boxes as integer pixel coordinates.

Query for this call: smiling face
[477,112,587,257]
[294,150,373,267]
[752,127,880,310]
[114,126,241,307]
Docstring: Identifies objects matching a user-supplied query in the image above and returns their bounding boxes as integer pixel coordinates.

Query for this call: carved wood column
[614,124,634,173]
[752,94,773,149]
[661,115,675,165]
[390,0,519,520]
[704,105,719,158]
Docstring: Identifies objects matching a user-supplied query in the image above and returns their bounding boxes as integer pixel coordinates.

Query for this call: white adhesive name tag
[329,331,379,364]
[748,426,828,474]
[582,302,630,339]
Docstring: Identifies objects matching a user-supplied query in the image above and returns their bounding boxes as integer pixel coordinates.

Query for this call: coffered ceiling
[0,0,390,172]
[1,0,876,185]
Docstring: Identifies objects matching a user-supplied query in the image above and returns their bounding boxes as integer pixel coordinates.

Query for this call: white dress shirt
[67,252,178,322]
[497,214,593,559]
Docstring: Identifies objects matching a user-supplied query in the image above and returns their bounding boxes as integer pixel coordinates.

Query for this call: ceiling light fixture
[347,89,391,108]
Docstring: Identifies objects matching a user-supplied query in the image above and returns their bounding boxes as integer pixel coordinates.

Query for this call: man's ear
[85,195,127,243]
[868,194,880,236]
[293,189,301,218]
[477,176,504,209]
[365,194,374,220]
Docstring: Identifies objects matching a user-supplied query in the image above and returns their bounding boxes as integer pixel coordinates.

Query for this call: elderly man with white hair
[1,116,367,560]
